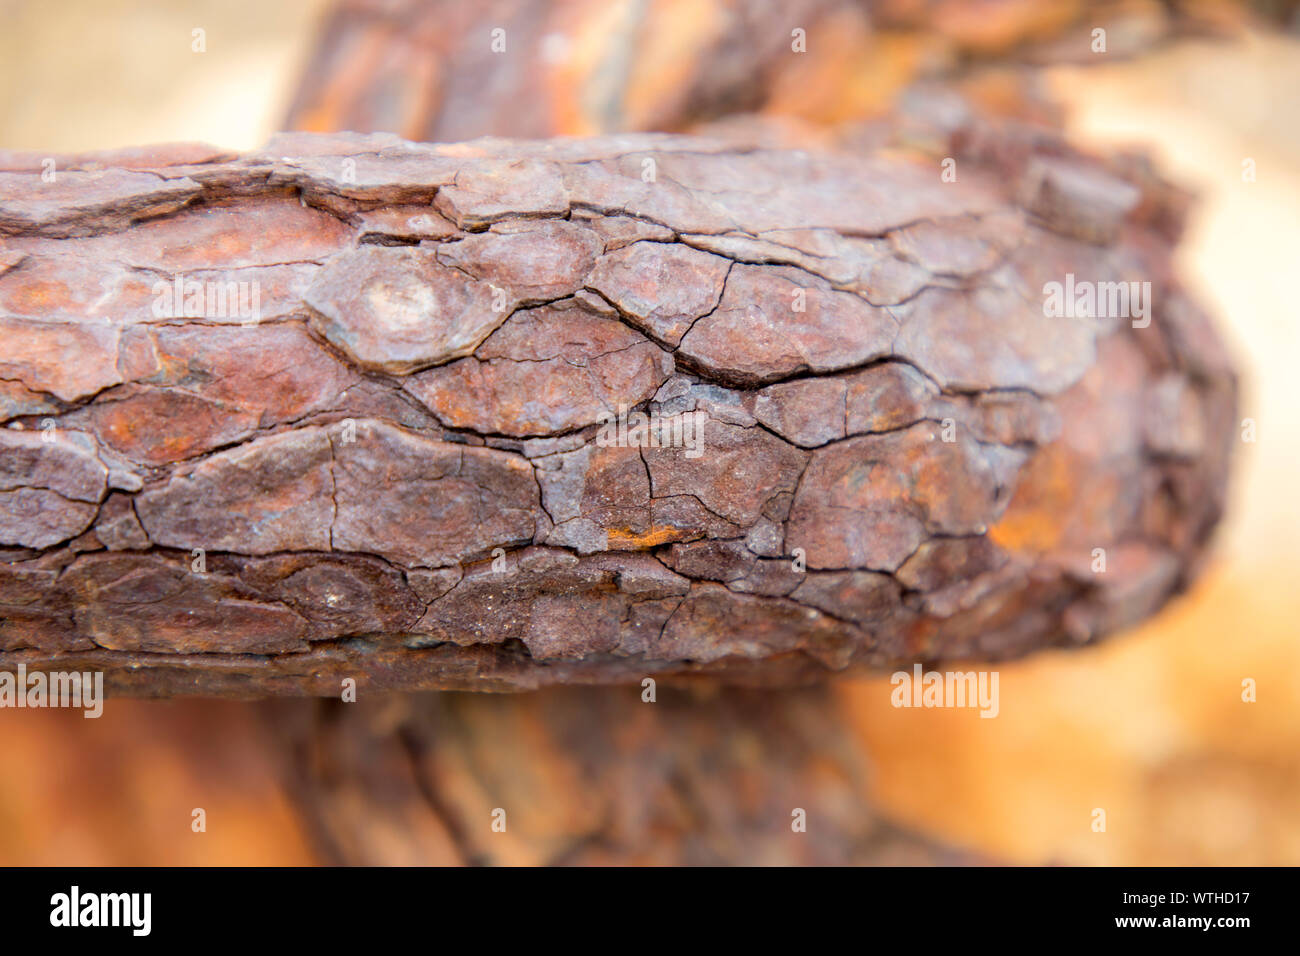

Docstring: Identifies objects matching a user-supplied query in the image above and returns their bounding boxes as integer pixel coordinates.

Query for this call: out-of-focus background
[0,0,1296,864]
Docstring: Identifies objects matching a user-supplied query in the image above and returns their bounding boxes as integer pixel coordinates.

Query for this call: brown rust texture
[0,123,1235,696]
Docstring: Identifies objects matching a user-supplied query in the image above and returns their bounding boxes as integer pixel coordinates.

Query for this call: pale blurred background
[0,0,1295,864]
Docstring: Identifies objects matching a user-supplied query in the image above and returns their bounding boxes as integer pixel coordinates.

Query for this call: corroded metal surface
[0,128,1235,695]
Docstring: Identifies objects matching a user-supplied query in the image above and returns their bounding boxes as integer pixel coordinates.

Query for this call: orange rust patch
[7,278,71,312]
[606,525,689,549]
[987,445,1073,555]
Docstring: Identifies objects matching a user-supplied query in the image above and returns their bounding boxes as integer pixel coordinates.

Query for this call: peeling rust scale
[0,129,1235,696]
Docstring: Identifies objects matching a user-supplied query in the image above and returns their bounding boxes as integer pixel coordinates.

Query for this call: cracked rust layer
[0,129,1235,696]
